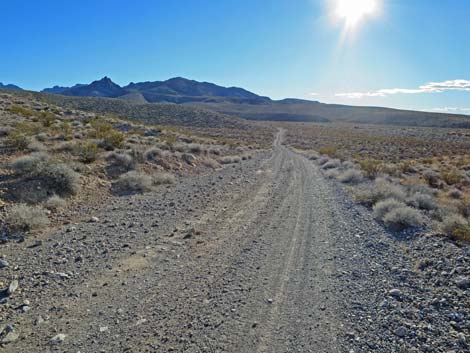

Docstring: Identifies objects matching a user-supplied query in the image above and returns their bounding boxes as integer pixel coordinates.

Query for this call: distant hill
[37,76,470,128]
[0,82,22,90]
[2,89,250,129]
[43,76,270,104]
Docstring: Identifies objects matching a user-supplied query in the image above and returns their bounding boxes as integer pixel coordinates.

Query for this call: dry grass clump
[9,152,81,196]
[373,199,404,221]
[406,193,438,211]
[114,171,153,194]
[44,195,67,211]
[153,172,175,185]
[337,169,363,184]
[87,120,124,150]
[219,156,241,164]
[321,159,341,170]
[441,215,470,241]
[383,206,424,231]
[354,178,406,206]
[5,204,50,232]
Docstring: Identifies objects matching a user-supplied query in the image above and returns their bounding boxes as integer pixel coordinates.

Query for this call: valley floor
[1,131,469,352]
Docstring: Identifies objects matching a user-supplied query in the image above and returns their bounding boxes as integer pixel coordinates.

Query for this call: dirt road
[2,130,468,352]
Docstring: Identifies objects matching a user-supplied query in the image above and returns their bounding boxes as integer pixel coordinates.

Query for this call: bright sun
[334,0,379,28]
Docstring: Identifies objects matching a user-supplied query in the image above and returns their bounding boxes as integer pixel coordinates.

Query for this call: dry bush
[72,142,99,163]
[27,140,46,152]
[406,193,438,211]
[219,156,241,164]
[5,131,31,150]
[324,169,340,179]
[423,169,440,188]
[441,169,462,185]
[448,188,463,199]
[354,178,406,206]
[87,120,124,150]
[383,206,424,231]
[442,215,470,241]
[373,199,404,221]
[9,153,81,196]
[106,152,135,172]
[45,195,67,211]
[8,105,34,117]
[5,204,50,232]
[337,169,363,184]
[318,146,337,157]
[153,172,175,185]
[321,159,341,170]
[114,171,153,194]
[358,159,382,180]
[318,156,330,166]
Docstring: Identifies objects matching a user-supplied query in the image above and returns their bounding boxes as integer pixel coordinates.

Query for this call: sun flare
[334,0,379,28]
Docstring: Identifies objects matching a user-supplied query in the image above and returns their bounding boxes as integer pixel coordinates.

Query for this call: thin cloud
[426,107,470,113]
[336,79,470,99]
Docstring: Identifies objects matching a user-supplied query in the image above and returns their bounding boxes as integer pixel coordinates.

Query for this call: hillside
[2,89,251,129]
[0,82,22,90]
[186,100,470,128]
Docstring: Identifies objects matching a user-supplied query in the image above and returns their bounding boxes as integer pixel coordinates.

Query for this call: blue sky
[1,0,469,113]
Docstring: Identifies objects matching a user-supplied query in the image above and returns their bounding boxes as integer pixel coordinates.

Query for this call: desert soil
[1,130,469,352]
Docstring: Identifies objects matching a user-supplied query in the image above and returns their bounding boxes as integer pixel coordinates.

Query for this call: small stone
[267,298,273,304]
[90,216,100,223]
[0,259,9,268]
[7,280,18,295]
[394,326,406,337]
[388,289,402,298]
[455,277,470,290]
[1,331,19,344]
[50,334,67,344]
[35,316,45,325]
[99,326,108,332]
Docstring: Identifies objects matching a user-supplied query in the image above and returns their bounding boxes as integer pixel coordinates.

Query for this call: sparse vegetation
[5,204,50,232]
[114,171,153,194]
[383,206,424,231]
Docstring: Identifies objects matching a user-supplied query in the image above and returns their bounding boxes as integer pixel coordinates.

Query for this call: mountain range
[41,76,271,104]
[1,76,470,128]
[0,82,23,90]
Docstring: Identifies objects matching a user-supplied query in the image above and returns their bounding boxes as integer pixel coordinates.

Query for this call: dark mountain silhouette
[0,82,23,90]
[43,77,125,98]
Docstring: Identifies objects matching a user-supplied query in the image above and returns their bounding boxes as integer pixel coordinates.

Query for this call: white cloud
[426,107,470,113]
[335,79,470,99]
[309,92,320,96]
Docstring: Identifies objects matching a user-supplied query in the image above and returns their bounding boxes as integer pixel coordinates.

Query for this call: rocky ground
[0,131,468,352]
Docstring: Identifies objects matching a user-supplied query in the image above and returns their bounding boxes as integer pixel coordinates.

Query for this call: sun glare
[334,0,379,28]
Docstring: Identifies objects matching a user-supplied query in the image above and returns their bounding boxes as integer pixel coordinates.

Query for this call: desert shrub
[400,160,417,174]
[337,169,363,184]
[73,142,99,163]
[107,152,135,171]
[114,171,153,194]
[87,120,124,150]
[354,178,406,206]
[0,127,12,137]
[324,169,340,179]
[27,140,46,152]
[5,204,49,232]
[423,170,440,188]
[406,193,437,211]
[318,156,330,166]
[10,153,80,196]
[219,156,241,164]
[45,195,67,211]
[144,147,163,161]
[153,172,175,185]
[318,146,337,157]
[373,199,404,221]
[202,158,220,169]
[8,105,34,117]
[35,132,48,142]
[442,215,470,241]
[38,163,81,195]
[448,188,463,199]
[358,159,382,180]
[322,159,341,170]
[37,111,56,127]
[441,169,462,185]
[5,131,31,150]
[342,161,356,169]
[383,206,424,231]
[9,152,49,175]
